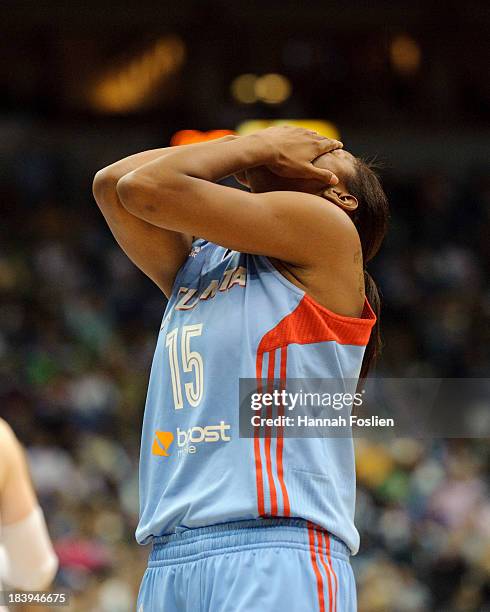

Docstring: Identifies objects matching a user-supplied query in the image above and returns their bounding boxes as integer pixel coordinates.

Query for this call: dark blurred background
[1,2,489,611]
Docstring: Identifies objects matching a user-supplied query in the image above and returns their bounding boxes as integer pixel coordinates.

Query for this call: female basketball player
[0,419,58,606]
[93,126,389,612]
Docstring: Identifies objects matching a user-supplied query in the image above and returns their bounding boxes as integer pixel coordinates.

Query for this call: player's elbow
[116,172,169,217]
[115,172,144,215]
[92,168,118,208]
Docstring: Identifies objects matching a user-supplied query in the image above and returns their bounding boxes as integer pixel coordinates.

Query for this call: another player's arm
[0,419,37,525]
[0,420,58,590]
[92,136,237,296]
[115,128,358,268]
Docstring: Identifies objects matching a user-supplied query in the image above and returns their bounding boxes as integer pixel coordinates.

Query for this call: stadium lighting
[231,73,292,105]
[230,74,258,104]
[169,121,339,146]
[170,130,236,145]
[89,36,186,113]
[255,74,292,105]
[390,34,421,75]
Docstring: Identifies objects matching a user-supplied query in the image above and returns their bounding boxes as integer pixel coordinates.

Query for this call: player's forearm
[115,134,274,224]
[122,133,272,188]
[94,135,239,189]
[93,136,240,211]
[97,148,172,183]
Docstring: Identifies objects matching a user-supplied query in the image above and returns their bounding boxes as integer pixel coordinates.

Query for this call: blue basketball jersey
[136,239,375,554]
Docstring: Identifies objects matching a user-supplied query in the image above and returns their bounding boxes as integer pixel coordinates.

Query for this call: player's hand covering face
[252,126,343,184]
[235,145,357,207]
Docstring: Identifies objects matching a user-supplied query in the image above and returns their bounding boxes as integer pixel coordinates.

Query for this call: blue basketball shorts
[137,518,356,612]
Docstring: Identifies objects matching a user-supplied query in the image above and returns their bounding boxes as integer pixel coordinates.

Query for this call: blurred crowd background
[1,1,489,611]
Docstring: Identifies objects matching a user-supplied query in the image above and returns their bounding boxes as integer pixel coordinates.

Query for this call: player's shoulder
[261,190,361,256]
[258,189,358,227]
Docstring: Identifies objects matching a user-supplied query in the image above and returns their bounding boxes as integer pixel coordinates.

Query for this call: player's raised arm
[92,136,237,297]
[115,127,358,268]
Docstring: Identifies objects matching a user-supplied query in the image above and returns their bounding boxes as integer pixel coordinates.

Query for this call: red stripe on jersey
[324,532,338,612]
[254,353,265,516]
[308,523,325,612]
[276,346,290,516]
[318,531,333,612]
[264,350,278,515]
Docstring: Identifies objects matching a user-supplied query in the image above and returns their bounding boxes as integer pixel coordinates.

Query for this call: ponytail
[345,158,389,380]
[360,270,381,381]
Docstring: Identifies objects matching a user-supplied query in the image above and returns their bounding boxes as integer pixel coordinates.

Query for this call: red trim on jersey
[257,295,376,355]
[254,294,375,518]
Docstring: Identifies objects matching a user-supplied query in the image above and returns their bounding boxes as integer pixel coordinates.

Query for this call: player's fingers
[317,138,343,153]
[304,164,339,185]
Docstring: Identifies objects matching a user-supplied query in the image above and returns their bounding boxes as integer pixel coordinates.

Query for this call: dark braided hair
[345,158,389,379]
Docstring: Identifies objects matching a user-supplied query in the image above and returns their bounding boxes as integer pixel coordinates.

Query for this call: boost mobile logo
[152,431,174,456]
[152,422,231,457]
[177,422,231,447]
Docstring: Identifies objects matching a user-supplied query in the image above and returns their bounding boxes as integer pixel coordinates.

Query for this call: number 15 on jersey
[165,324,204,410]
